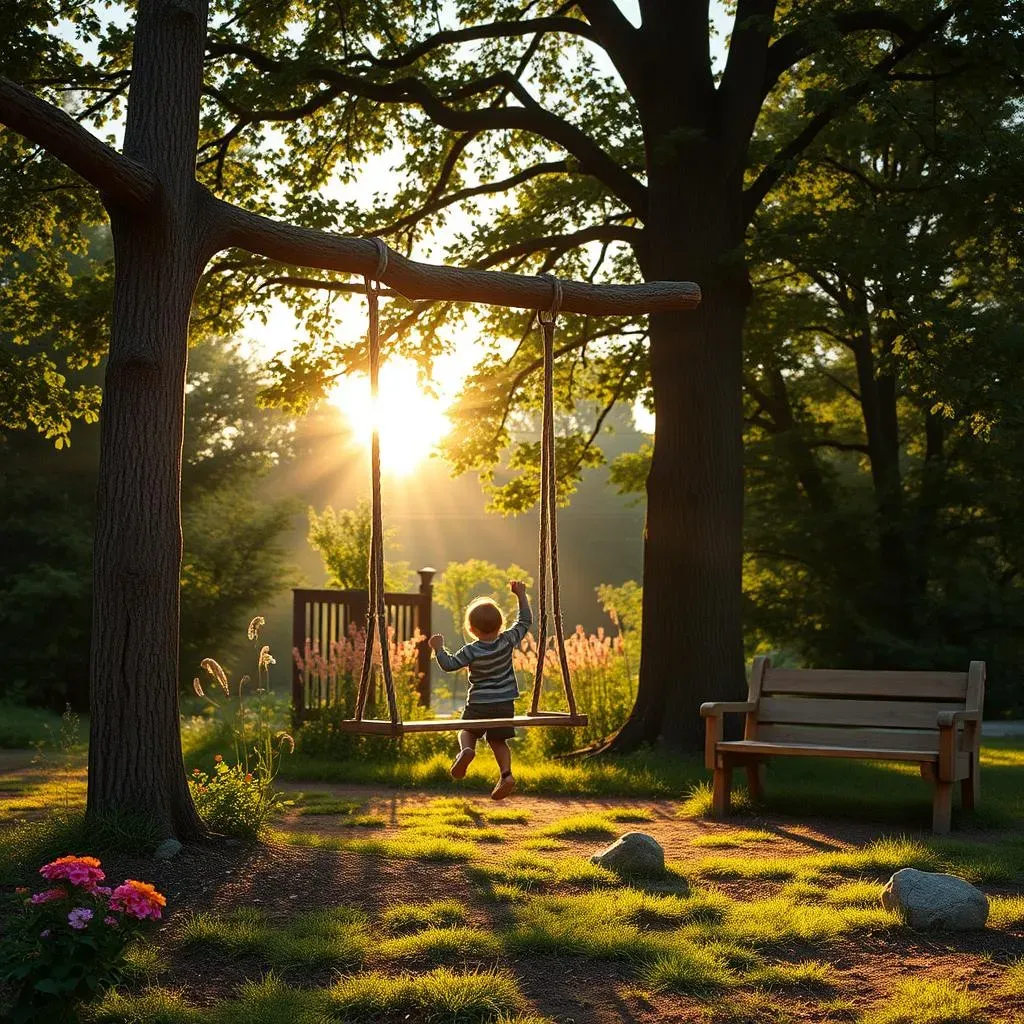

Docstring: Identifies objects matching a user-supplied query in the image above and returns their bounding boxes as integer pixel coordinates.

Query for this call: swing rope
[352,248,578,732]
[355,237,400,730]
[530,275,577,718]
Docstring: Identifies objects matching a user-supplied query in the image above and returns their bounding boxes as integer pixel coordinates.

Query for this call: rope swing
[340,242,670,736]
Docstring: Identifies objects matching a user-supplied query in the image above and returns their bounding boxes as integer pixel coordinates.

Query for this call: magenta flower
[103,915,118,927]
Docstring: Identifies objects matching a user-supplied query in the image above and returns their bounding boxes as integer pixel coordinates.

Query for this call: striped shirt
[434,592,532,703]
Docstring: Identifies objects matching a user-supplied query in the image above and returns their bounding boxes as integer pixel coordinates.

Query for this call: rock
[881,868,989,930]
[153,838,183,861]
[590,831,665,878]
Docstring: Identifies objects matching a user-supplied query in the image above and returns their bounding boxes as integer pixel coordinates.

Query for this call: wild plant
[189,617,293,839]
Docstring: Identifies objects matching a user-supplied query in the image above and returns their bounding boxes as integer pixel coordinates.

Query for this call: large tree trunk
[86,0,211,840]
[606,150,750,753]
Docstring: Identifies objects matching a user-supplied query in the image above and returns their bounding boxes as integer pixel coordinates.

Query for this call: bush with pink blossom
[0,855,165,1023]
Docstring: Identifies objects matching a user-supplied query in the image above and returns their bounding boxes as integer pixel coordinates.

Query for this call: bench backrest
[746,659,986,752]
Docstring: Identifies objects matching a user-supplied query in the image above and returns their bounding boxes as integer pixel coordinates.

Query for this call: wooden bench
[700,658,985,834]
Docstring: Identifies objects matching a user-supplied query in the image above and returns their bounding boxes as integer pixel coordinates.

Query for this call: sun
[329,359,451,476]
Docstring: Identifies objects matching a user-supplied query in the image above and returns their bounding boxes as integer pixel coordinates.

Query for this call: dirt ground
[3,751,1023,1022]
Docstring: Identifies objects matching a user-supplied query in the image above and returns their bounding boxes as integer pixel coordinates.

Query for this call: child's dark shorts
[462,700,516,741]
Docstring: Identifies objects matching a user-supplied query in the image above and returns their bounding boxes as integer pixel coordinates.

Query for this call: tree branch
[0,76,158,212]
[475,223,642,270]
[575,0,643,93]
[203,42,647,214]
[208,194,699,315]
[763,9,918,98]
[744,4,963,222]
[373,160,571,237]
[358,16,599,70]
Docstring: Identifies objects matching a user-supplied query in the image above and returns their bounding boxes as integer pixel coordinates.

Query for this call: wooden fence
[291,567,434,725]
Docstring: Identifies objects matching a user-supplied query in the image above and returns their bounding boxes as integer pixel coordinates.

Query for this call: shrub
[0,856,166,1023]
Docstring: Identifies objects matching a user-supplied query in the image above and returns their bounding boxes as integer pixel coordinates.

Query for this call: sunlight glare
[329,360,450,476]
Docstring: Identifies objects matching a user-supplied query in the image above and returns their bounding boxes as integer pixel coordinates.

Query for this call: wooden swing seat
[335,711,588,735]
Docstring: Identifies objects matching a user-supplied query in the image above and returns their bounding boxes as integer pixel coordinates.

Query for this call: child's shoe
[450,748,475,779]
[490,771,516,800]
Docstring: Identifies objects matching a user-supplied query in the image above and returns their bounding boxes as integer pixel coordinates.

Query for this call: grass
[382,899,470,934]
[180,907,368,970]
[0,703,79,749]
[271,828,477,862]
[327,967,526,1023]
[860,979,988,1024]
[640,944,739,995]
[466,852,618,894]
[1004,958,1024,996]
[539,812,619,838]
[377,926,504,964]
[692,829,779,849]
[989,895,1024,929]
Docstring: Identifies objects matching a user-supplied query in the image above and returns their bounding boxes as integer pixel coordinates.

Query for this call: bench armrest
[701,701,757,770]
[936,709,981,728]
[700,701,757,718]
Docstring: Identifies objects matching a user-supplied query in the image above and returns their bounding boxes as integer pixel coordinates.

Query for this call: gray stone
[590,831,665,878]
[153,838,183,861]
[881,868,989,930]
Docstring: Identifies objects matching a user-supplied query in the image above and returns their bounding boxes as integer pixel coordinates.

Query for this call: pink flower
[67,907,93,930]
[40,855,105,889]
[109,880,166,921]
[92,885,112,897]
[30,888,66,905]
[103,916,118,927]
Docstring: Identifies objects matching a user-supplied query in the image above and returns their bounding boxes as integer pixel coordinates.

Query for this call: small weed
[485,809,531,824]
[606,806,656,822]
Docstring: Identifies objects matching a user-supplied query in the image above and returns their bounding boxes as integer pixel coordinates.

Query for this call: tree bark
[605,146,750,753]
[86,0,212,840]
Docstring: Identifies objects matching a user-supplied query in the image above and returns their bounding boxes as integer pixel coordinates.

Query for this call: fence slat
[291,568,435,727]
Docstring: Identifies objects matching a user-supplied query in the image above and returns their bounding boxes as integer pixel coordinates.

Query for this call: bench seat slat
[762,669,967,701]
[758,697,961,730]
[716,739,938,762]
[754,724,941,752]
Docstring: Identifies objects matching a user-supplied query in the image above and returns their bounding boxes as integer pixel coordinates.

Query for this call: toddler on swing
[428,581,532,800]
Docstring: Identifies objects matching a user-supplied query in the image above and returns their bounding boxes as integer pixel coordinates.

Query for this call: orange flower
[213,754,223,763]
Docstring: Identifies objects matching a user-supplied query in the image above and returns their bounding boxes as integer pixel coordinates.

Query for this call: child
[428,581,531,800]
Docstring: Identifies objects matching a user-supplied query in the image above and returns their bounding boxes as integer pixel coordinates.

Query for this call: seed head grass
[860,979,988,1024]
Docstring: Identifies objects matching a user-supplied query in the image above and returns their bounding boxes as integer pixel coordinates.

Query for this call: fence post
[291,590,306,731]
[417,567,435,706]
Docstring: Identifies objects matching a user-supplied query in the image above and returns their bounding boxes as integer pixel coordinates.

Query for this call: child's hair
[465,597,504,637]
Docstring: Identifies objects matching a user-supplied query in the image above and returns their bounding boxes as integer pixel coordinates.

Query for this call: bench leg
[712,763,732,817]
[961,755,980,811]
[745,762,765,804]
[932,780,953,834]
